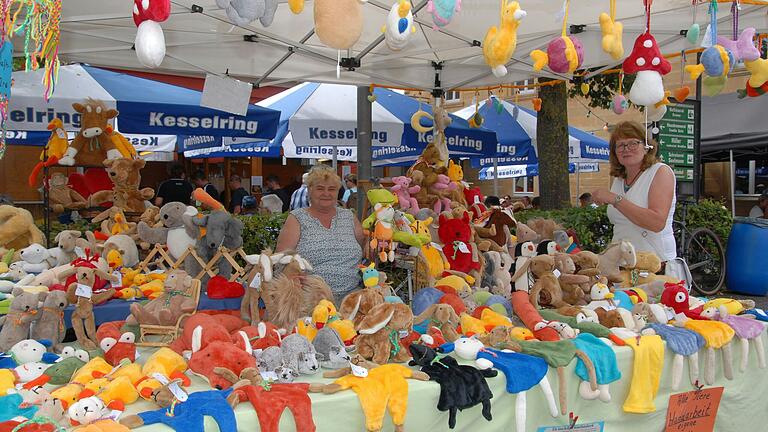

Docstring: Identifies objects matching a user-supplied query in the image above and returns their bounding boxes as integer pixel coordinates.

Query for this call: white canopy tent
[55,0,768,90]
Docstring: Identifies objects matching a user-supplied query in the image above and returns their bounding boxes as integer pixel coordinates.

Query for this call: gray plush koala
[215,0,278,27]
[138,202,198,261]
[280,333,319,375]
[256,346,284,372]
[185,210,243,280]
[312,327,351,369]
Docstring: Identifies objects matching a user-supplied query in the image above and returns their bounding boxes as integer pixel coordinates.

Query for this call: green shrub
[516,198,732,253]
[37,219,99,246]
[238,213,288,254]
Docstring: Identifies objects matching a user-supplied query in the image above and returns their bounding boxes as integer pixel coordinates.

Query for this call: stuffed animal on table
[701,305,766,372]
[14,243,54,274]
[553,253,589,305]
[298,299,357,345]
[280,333,320,376]
[240,251,274,325]
[226,377,319,432]
[426,0,461,31]
[673,313,736,385]
[185,203,244,281]
[88,158,155,214]
[355,303,413,365]
[48,173,88,214]
[120,384,236,432]
[383,0,416,51]
[617,251,678,288]
[642,319,705,391]
[598,240,636,283]
[0,289,47,351]
[64,266,117,350]
[0,339,59,371]
[0,206,45,254]
[528,254,569,309]
[438,212,481,279]
[96,321,136,366]
[408,343,496,429]
[483,0,525,77]
[339,285,386,328]
[510,241,537,293]
[412,303,460,343]
[321,356,430,432]
[440,337,559,431]
[135,347,190,400]
[127,270,196,326]
[29,291,68,351]
[132,0,171,68]
[57,100,126,166]
[312,326,351,370]
[660,281,706,320]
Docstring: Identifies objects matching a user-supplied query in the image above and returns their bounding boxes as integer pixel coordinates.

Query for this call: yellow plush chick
[297,317,318,342]
[51,383,87,409]
[111,210,131,235]
[434,275,473,297]
[137,347,190,400]
[599,12,623,59]
[510,326,536,341]
[79,375,140,410]
[106,249,123,270]
[114,286,144,301]
[70,358,114,385]
[104,125,137,159]
[120,268,142,289]
[447,160,463,182]
[480,308,513,331]
[702,298,748,316]
[459,313,487,337]
[40,118,69,160]
[313,299,357,344]
[483,0,526,77]
[139,279,165,299]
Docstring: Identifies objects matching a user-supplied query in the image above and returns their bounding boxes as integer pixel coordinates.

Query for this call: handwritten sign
[0,41,11,101]
[665,387,724,432]
[537,421,604,432]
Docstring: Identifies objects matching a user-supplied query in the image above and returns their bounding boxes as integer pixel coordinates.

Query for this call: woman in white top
[591,121,677,262]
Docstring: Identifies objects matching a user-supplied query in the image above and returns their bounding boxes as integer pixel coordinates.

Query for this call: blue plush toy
[0,339,59,369]
[0,393,39,422]
[134,389,237,432]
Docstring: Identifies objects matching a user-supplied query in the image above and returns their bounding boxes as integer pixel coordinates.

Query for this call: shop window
[514,176,534,194]
[444,90,461,103]
[735,160,767,195]
[515,80,534,95]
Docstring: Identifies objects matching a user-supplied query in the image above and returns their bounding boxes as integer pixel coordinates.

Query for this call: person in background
[531,196,541,209]
[341,174,358,206]
[276,165,365,302]
[485,196,501,207]
[579,192,598,208]
[155,162,194,206]
[521,196,533,209]
[229,174,249,215]
[290,173,310,210]
[591,120,676,262]
[265,174,291,212]
[191,170,220,203]
[749,190,768,218]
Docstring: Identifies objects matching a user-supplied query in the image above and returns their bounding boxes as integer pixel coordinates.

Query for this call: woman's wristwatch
[613,194,624,206]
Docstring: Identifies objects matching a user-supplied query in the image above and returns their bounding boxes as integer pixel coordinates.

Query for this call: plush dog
[65,266,117,350]
[554,253,590,305]
[0,205,45,254]
[16,243,53,274]
[88,158,155,213]
[0,288,46,351]
[355,302,413,364]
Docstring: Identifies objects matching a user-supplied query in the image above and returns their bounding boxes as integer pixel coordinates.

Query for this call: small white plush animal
[273,366,299,383]
[68,396,111,426]
[16,243,52,273]
[546,321,579,339]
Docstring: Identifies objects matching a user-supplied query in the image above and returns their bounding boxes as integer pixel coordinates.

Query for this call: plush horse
[598,240,637,283]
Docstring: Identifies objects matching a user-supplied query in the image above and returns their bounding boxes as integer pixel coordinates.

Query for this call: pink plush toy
[390,176,421,214]
[430,174,456,213]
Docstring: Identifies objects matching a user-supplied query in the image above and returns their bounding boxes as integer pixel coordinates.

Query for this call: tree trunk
[537,78,571,210]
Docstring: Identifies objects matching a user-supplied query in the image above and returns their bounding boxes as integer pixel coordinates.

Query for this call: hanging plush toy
[215,0,279,27]
[612,73,628,115]
[315,0,367,50]
[530,0,583,74]
[622,1,672,113]
[742,57,768,97]
[483,0,526,78]
[133,0,171,68]
[383,0,416,51]
[684,1,734,97]
[427,0,461,31]
[599,0,624,60]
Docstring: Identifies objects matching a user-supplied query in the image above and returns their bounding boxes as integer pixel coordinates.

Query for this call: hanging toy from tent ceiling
[622,0,672,119]
[314,0,368,77]
[716,1,758,63]
[383,0,416,51]
[482,0,526,78]
[532,86,542,112]
[491,91,504,114]
[684,0,734,97]
[686,0,701,44]
[674,51,691,102]
[599,0,624,60]
[132,0,171,68]
[468,93,484,128]
[288,0,304,14]
[215,0,279,27]
[530,0,583,74]
[427,0,461,31]
[411,102,435,134]
[612,72,628,114]
[742,50,768,97]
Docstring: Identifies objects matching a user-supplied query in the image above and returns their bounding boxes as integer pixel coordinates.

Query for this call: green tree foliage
[567,69,638,111]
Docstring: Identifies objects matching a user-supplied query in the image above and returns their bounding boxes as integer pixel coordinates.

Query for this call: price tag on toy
[456,241,470,254]
[108,410,123,421]
[260,370,279,382]
[249,273,262,290]
[350,361,368,378]
[168,381,188,402]
[553,269,562,278]
[112,271,123,288]
[75,283,93,298]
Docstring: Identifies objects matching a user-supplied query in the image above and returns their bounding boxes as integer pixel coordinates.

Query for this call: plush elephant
[184,210,244,281]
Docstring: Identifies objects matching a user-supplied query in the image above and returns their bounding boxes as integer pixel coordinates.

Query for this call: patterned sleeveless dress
[292,207,363,300]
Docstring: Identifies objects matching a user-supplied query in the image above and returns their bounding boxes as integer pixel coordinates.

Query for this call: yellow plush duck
[314,299,357,345]
[599,0,623,59]
[483,0,526,77]
[136,347,189,400]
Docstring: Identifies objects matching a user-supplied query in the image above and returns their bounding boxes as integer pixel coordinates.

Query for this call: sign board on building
[656,103,697,183]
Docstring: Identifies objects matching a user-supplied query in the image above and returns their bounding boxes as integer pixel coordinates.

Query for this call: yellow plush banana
[411,108,434,134]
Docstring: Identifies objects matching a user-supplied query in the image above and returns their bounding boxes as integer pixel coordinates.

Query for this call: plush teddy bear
[127,270,197,327]
[528,254,569,309]
[553,253,589,306]
[0,288,46,351]
[48,230,88,267]
[438,212,481,278]
[390,176,421,214]
[0,205,45,254]
[138,202,198,261]
[89,158,155,213]
[29,290,69,350]
[48,172,88,213]
[480,250,513,298]
[65,266,117,350]
[15,243,53,273]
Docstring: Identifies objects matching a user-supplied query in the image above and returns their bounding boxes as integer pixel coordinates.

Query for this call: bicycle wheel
[685,227,726,296]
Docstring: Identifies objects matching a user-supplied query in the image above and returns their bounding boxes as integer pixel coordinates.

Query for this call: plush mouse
[138,202,198,262]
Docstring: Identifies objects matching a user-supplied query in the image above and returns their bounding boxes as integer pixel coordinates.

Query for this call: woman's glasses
[615,139,643,152]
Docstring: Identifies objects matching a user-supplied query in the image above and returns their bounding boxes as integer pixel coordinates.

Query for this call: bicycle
[672,199,726,296]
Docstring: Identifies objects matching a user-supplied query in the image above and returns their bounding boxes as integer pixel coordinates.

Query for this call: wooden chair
[136,278,201,347]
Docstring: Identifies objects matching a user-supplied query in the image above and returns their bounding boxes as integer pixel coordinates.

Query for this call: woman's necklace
[624,169,644,191]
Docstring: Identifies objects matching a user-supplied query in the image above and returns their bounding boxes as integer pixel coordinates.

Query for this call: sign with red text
[665,387,723,432]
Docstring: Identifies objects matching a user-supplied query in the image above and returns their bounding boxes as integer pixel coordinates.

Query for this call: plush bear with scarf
[408,343,496,429]
[438,211,481,280]
[126,270,197,326]
[65,265,117,350]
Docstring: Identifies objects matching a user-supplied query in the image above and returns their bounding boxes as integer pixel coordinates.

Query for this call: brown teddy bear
[572,251,601,277]
[89,158,155,213]
[127,270,197,326]
[528,254,569,309]
[617,251,679,288]
[0,205,46,252]
[65,266,117,350]
[48,173,88,213]
[355,302,413,364]
[0,288,46,351]
[554,253,589,306]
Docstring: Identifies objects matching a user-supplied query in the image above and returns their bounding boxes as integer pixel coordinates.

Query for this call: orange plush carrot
[193,187,225,211]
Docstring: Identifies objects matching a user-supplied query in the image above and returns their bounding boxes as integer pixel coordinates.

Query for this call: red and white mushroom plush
[133,0,171,68]
[622,32,671,108]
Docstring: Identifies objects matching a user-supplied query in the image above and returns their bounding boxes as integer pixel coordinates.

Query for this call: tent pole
[357,86,373,218]
[332,147,338,170]
[493,157,499,196]
[730,150,735,218]
[576,164,581,205]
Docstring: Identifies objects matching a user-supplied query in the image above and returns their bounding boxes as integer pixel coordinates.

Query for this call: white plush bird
[383,0,416,51]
